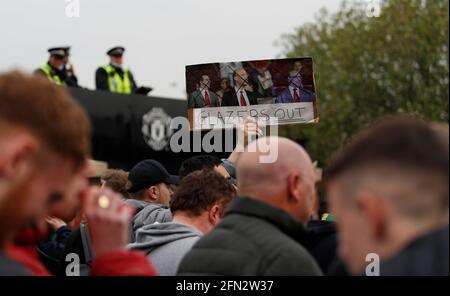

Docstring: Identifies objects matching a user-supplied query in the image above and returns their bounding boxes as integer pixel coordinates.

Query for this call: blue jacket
[273,86,315,103]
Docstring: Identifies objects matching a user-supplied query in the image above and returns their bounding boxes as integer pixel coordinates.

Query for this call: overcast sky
[0,0,349,99]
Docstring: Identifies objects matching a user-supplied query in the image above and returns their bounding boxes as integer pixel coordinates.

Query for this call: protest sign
[186,57,318,130]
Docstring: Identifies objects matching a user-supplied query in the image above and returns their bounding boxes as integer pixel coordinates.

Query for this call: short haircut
[171,170,236,216]
[178,155,222,179]
[0,71,90,167]
[326,116,449,218]
[198,74,208,84]
[101,169,130,198]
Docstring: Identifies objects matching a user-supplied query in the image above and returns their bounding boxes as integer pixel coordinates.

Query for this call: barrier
[69,88,229,173]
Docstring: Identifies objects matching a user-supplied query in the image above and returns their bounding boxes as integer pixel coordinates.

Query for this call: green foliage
[279,0,449,167]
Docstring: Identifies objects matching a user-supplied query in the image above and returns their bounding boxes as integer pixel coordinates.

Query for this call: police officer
[95,46,137,94]
[35,47,79,87]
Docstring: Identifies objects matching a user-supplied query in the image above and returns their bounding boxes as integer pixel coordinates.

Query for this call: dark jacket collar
[379,225,449,276]
[109,63,124,73]
[224,196,310,242]
[46,62,59,73]
[47,62,67,77]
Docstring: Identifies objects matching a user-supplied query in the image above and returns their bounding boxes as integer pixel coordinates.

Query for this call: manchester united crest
[142,108,173,151]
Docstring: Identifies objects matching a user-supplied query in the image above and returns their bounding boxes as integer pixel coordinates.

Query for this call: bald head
[236,137,316,224]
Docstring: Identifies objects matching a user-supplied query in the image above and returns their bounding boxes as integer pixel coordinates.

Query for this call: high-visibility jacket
[101,64,132,94]
[39,64,66,86]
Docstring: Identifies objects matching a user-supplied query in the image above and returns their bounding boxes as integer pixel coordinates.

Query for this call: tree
[279,0,449,167]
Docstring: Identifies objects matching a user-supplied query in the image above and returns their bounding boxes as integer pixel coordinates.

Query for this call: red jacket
[7,229,157,276]
[7,244,50,276]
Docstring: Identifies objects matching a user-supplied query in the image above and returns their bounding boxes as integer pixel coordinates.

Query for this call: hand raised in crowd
[82,187,134,257]
[45,216,67,232]
[227,116,263,163]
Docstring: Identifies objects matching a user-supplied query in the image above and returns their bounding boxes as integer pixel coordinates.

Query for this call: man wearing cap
[95,46,137,94]
[125,160,178,241]
[35,47,79,87]
[127,159,179,206]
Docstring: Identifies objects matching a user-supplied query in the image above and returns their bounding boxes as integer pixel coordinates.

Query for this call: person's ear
[287,173,302,203]
[0,135,38,181]
[356,193,387,241]
[146,186,159,202]
[208,204,222,227]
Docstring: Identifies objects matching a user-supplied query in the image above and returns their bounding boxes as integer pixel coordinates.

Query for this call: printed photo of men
[188,74,220,108]
[221,68,258,107]
[273,70,315,103]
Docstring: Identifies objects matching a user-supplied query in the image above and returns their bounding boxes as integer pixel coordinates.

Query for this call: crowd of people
[0,71,448,276]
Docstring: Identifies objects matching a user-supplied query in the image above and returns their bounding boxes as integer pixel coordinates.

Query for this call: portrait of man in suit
[293,60,303,73]
[188,74,220,109]
[221,68,258,107]
[273,71,315,104]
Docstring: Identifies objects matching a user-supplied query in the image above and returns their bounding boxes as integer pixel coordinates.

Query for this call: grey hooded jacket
[128,222,202,276]
[122,199,173,242]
